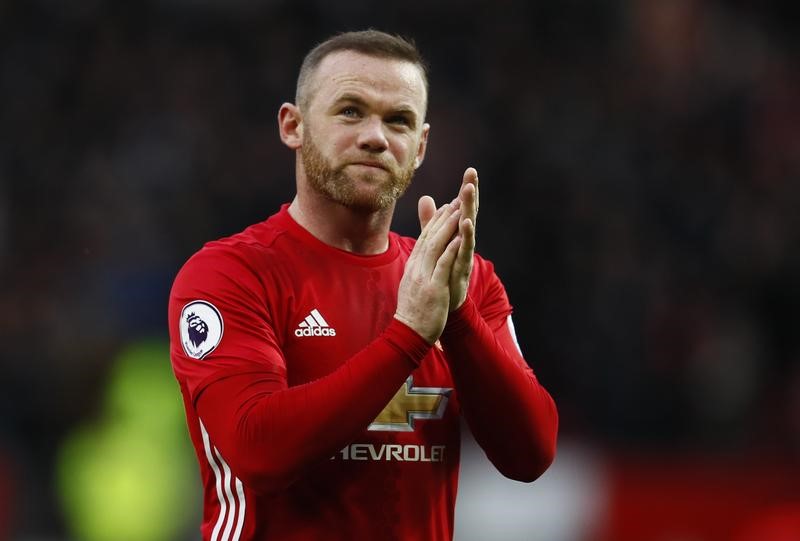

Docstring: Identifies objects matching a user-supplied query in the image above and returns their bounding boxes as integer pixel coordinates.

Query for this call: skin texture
[277,49,479,344]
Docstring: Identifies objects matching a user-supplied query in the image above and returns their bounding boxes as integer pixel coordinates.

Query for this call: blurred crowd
[1,0,799,537]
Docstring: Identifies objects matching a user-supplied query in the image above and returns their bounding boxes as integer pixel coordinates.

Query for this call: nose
[356,115,389,153]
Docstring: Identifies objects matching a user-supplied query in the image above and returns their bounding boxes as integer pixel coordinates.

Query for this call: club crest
[179,300,223,359]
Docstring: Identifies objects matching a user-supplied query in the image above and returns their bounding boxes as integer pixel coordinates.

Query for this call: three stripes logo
[294,308,337,337]
[200,421,246,541]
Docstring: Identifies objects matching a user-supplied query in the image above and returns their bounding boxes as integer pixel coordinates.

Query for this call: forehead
[308,50,427,113]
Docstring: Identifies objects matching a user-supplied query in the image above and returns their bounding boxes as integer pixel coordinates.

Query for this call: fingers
[420,206,461,278]
[454,168,478,276]
[406,200,459,275]
[459,217,475,254]
[459,167,479,227]
[415,168,479,289]
[454,217,475,275]
[432,235,462,285]
[412,200,449,255]
[421,198,458,240]
[418,196,436,231]
[454,168,478,270]
[462,167,478,188]
[446,168,479,312]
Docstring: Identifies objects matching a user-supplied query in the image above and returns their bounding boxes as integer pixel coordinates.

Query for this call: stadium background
[1,0,799,539]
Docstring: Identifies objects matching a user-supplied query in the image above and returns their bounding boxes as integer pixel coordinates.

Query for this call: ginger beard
[301,126,416,212]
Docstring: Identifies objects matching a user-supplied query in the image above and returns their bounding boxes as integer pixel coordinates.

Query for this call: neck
[288,187,395,255]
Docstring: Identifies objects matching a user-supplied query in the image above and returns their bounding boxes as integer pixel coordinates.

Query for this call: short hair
[295,29,429,111]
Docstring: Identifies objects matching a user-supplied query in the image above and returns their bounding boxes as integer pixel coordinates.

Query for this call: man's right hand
[394,199,462,344]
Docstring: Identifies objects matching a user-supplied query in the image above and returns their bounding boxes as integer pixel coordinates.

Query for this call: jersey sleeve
[195,319,430,495]
[169,242,433,496]
[468,255,513,327]
[168,244,287,405]
[440,254,559,482]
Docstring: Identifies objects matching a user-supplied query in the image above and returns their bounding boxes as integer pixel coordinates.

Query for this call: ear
[413,122,430,169]
[278,103,303,150]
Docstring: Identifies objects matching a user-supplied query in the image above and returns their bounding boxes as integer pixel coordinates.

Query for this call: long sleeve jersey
[168,204,558,541]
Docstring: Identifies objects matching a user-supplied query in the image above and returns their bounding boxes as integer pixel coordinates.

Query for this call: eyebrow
[332,93,369,108]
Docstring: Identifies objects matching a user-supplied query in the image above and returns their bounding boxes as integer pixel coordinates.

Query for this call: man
[168,30,558,541]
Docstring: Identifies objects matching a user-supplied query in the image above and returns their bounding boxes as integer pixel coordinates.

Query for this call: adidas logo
[294,308,337,337]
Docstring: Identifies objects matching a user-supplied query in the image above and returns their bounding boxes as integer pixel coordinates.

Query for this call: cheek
[314,139,345,165]
[388,136,416,164]
[329,129,359,155]
[308,122,348,152]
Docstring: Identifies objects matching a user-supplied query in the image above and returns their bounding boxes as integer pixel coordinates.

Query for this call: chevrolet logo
[368,376,452,432]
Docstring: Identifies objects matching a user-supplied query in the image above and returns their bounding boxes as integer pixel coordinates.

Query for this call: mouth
[349,161,389,172]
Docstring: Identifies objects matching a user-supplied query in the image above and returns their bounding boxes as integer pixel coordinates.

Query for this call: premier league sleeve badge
[179,300,224,359]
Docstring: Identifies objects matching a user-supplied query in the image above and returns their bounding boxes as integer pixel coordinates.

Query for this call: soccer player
[168,30,558,541]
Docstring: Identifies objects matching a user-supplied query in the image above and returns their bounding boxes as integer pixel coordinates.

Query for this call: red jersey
[168,204,558,541]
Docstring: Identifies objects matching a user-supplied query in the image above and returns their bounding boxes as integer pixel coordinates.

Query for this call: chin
[309,168,409,212]
[338,191,396,213]
[340,175,397,208]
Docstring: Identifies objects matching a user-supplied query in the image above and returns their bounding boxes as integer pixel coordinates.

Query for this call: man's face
[299,51,429,212]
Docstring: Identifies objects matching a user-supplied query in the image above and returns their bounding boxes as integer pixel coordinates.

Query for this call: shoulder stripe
[200,421,246,541]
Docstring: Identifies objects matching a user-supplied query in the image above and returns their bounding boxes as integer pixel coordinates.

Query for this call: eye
[339,106,361,118]
[387,115,411,127]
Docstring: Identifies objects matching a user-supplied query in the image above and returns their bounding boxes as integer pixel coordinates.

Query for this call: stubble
[301,127,415,212]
